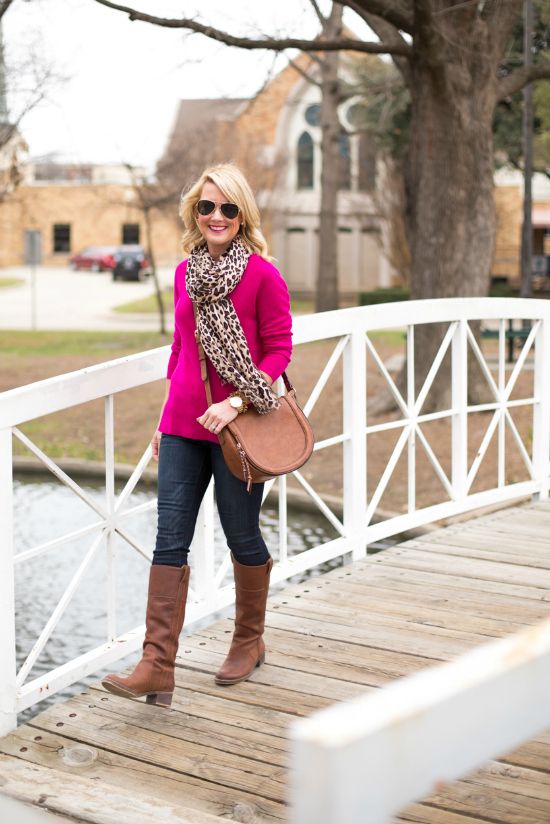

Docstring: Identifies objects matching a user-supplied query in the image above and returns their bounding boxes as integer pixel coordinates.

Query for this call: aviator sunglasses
[197,199,240,220]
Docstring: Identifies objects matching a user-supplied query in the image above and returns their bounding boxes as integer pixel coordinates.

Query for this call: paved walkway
[2,501,550,822]
[0,266,175,331]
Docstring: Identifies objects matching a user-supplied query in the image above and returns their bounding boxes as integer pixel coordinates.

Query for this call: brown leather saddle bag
[193,305,314,491]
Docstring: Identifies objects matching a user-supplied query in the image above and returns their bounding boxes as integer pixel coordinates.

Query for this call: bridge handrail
[2,297,549,427]
[291,610,550,823]
[1,296,549,739]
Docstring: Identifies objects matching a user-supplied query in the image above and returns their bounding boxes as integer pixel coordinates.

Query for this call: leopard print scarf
[186,236,279,414]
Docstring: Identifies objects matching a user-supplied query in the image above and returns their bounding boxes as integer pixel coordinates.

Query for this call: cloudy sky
[3,0,371,170]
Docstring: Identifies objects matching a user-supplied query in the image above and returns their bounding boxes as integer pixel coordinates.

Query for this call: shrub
[358,287,410,305]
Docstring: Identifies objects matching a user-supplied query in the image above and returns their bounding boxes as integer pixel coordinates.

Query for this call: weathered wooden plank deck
[2,500,550,823]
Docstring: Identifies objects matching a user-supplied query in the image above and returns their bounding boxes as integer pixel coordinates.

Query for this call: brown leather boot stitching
[215,555,272,686]
[102,564,190,707]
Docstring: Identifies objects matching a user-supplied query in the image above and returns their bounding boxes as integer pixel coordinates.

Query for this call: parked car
[69,246,118,272]
[112,246,151,281]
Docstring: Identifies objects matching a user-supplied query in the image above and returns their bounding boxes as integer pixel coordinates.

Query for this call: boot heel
[146,691,173,708]
[257,652,265,668]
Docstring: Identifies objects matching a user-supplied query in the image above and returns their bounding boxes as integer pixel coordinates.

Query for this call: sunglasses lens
[221,203,239,219]
[197,200,215,216]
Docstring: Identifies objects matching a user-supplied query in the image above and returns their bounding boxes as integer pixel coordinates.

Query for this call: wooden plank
[26,700,288,802]
[264,607,483,661]
[501,737,550,772]
[267,586,526,639]
[412,529,550,554]
[69,692,290,763]
[375,547,550,590]
[398,802,496,823]
[464,759,550,803]
[3,501,550,824]
[91,680,295,735]
[179,645,363,702]
[282,576,548,628]
[423,772,550,823]
[407,538,550,568]
[318,569,550,624]
[0,725,285,822]
[183,628,429,687]
[0,754,231,824]
[171,666,339,716]
[346,560,550,604]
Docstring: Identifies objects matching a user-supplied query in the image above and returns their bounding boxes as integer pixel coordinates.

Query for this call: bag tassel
[236,440,253,493]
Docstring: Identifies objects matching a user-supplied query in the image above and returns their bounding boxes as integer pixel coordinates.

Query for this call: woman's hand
[197,399,238,435]
[151,430,162,462]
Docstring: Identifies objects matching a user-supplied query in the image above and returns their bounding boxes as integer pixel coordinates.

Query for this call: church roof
[167,98,247,142]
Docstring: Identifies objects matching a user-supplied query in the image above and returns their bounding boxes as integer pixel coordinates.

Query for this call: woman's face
[196,181,242,259]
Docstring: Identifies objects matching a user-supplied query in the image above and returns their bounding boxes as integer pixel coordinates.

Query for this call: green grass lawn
[3,331,171,464]
[114,289,175,314]
[0,329,170,358]
[0,277,24,288]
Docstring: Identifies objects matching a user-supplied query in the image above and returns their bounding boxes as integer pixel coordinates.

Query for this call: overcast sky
[3,0,371,171]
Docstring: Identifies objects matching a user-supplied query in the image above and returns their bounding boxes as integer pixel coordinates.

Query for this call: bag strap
[192,302,293,406]
[193,302,214,407]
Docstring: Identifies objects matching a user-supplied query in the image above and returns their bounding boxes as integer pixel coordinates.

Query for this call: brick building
[0,159,181,268]
[0,50,545,294]
[494,169,550,283]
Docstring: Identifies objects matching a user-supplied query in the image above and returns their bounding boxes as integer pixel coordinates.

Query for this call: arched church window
[297,131,314,190]
[304,104,321,127]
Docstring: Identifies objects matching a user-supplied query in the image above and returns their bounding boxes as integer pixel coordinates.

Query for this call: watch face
[229,396,242,409]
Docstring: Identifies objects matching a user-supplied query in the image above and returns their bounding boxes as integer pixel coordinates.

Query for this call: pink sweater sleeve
[256,266,293,381]
[166,270,181,379]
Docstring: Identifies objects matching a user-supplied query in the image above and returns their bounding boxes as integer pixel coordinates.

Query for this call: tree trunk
[315,3,343,313]
[405,21,498,409]
[143,206,166,336]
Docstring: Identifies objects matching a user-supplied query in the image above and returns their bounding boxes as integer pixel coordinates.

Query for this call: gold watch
[228,391,249,415]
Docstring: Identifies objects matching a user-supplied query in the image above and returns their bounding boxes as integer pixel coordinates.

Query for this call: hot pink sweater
[159,254,293,443]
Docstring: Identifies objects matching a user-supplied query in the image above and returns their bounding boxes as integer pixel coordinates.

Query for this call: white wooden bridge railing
[1,297,550,819]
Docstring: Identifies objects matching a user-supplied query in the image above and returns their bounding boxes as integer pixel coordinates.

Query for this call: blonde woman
[102,163,292,707]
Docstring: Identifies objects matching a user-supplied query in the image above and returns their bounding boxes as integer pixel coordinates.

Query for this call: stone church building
[159,56,395,299]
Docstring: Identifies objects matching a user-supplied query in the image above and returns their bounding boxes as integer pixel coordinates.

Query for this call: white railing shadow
[1,298,549,742]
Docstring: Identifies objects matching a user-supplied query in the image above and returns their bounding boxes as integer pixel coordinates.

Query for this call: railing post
[533,313,550,500]
[192,481,216,601]
[105,395,116,641]
[0,428,17,735]
[451,319,468,502]
[344,327,367,560]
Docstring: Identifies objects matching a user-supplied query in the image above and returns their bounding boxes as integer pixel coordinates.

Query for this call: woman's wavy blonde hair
[179,163,270,260]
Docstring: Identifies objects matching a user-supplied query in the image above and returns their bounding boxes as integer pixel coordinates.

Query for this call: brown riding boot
[215,555,272,686]
[102,564,190,707]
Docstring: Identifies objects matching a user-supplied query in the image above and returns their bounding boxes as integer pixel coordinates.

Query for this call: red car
[69,246,118,272]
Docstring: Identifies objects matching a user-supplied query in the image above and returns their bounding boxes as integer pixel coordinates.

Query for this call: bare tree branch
[91,0,412,56]
[346,1,412,84]
[343,0,414,34]
[287,54,322,87]
[498,61,550,101]
[307,0,327,27]
[0,0,16,20]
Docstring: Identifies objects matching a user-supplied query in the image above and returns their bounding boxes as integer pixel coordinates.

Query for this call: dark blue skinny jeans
[153,433,270,568]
